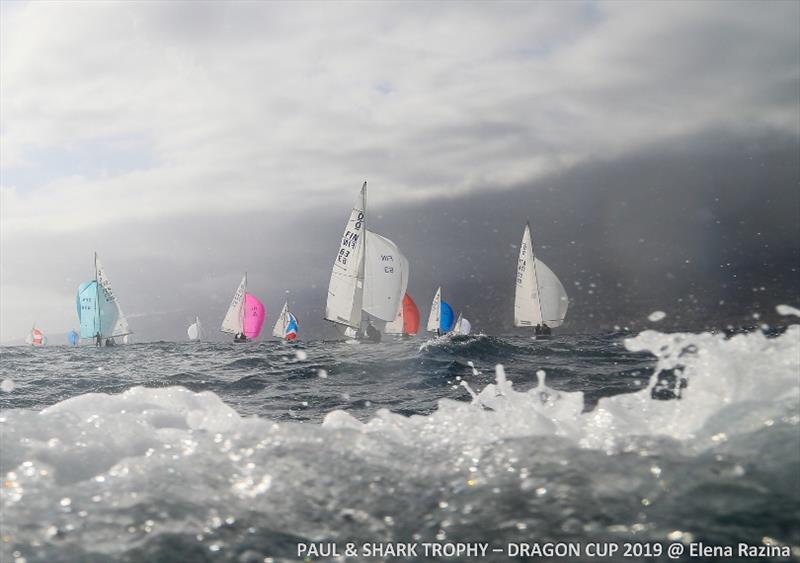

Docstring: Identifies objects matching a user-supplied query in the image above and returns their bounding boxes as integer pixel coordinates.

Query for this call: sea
[1,313,799,562]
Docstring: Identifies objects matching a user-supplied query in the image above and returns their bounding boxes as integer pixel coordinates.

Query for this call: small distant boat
[273,301,299,340]
[67,329,79,346]
[220,274,266,343]
[25,326,47,346]
[187,316,205,341]
[385,293,421,337]
[426,287,455,335]
[325,181,408,343]
[451,313,472,335]
[514,222,568,336]
[76,252,132,346]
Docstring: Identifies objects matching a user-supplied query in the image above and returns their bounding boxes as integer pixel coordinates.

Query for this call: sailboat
[187,316,205,341]
[514,222,568,337]
[325,181,408,342]
[25,325,47,346]
[220,274,266,343]
[273,301,299,340]
[426,287,455,335]
[67,329,79,346]
[76,253,132,345]
[451,313,472,336]
[384,293,421,337]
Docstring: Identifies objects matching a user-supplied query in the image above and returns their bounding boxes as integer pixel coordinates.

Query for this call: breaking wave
[1,315,798,562]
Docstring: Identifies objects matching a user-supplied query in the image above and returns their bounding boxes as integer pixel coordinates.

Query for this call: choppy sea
[1,314,799,562]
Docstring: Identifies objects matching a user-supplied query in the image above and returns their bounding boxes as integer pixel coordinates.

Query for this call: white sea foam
[2,321,798,561]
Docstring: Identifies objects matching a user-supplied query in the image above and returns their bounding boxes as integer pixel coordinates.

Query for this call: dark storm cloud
[3,128,797,343]
[2,1,798,339]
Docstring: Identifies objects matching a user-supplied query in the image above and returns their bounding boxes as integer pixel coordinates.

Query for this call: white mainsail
[221,275,247,334]
[95,254,131,338]
[272,301,289,338]
[363,231,408,322]
[188,316,203,340]
[451,313,463,334]
[426,287,442,332]
[514,223,568,327]
[325,182,367,329]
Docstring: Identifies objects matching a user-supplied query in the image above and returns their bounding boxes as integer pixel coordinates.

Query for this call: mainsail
[426,287,455,333]
[514,223,568,327]
[95,256,131,338]
[76,253,132,339]
[221,275,247,335]
[325,182,367,329]
[426,287,442,332]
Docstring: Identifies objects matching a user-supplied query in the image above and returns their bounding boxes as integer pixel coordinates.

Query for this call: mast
[241,272,247,334]
[357,181,367,331]
[94,251,101,338]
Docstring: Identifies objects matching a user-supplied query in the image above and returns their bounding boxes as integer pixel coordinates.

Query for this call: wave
[2,318,799,562]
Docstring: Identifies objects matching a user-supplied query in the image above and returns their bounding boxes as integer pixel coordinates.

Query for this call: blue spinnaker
[77,281,99,338]
[440,301,454,332]
[67,330,79,346]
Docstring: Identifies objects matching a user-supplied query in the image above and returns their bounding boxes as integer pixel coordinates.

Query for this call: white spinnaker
[221,276,246,334]
[273,301,289,338]
[95,255,131,338]
[188,317,203,340]
[514,224,542,327]
[426,287,442,332]
[459,317,472,335]
[535,259,569,327]
[326,183,366,329]
[363,231,408,322]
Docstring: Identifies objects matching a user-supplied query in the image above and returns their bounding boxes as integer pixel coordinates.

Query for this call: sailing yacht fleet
[50,181,568,346]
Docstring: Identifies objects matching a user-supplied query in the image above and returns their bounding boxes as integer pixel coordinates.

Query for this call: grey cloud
[2,128,797,342]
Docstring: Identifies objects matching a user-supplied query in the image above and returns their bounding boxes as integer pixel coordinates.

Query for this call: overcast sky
[1,1,798,342]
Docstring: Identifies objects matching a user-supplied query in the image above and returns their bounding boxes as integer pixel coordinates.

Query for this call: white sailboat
[514,222,568,334]
[451,313,472,335]
[325,181,408,341]
[76,252,132,345]
[188,316,205,341]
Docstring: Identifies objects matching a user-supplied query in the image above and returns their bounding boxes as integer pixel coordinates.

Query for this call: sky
[1,1,798,342]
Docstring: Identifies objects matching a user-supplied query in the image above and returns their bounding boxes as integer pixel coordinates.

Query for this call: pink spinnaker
[243,293,266,339]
